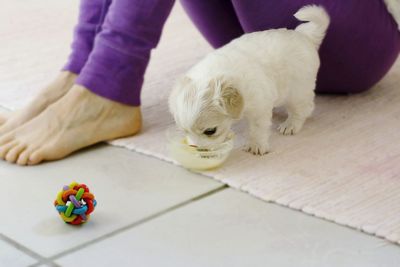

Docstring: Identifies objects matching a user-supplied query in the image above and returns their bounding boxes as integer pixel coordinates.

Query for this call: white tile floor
[1,143,400,267]
[0,239,36,267]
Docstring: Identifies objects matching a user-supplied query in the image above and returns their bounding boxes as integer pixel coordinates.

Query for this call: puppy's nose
[186,136,198,147]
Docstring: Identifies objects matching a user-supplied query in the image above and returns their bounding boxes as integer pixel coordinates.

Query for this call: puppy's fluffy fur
[169,5,330,154]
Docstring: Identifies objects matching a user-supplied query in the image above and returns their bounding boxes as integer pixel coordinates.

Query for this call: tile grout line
[0,233,60,267]
[2,185,227,267]
[47,184,228,262]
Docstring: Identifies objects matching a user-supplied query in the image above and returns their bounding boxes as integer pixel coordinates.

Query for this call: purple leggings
[64,0,400,106]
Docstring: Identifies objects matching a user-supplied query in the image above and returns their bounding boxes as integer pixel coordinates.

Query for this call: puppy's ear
[169,76,192,116]
[211,77,244,119]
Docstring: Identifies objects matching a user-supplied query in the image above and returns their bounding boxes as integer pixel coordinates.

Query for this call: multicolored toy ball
[54,182,97,225]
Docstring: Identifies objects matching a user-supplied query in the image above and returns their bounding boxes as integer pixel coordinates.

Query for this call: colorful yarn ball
[54,182,97,225]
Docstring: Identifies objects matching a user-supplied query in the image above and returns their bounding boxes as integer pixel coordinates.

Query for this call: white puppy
[169,5,330,155]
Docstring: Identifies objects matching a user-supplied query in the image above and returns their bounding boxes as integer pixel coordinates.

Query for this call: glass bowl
[166,127,234,171]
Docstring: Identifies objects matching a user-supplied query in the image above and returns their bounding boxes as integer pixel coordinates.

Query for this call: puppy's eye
[203,127,217,136]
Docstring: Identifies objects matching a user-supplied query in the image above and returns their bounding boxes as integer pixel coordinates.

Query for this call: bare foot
[0,71,77,135]
[0,85,141,165]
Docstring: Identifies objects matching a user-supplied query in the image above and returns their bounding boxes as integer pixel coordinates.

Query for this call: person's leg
[75,0,175,106]
[64,0,112,75]
[0,0,175,165]
[0,0,110,135]
[180,0,244,48]
[231,0,400,94]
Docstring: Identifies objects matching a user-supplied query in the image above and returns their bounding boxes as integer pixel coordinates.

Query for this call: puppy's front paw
[244,142,270,156]
[278,119,303,135]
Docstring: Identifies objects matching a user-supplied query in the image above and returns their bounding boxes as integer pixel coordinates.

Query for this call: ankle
[58,71,77,86]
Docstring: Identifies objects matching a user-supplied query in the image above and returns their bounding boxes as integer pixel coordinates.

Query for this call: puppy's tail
[294,5,330,48]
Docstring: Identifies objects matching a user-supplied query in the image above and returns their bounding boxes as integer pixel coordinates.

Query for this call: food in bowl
[166,127,234,171]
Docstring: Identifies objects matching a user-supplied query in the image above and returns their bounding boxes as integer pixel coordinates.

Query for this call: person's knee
[315,55,399,95]
[316,40,400,94]
[315,82,372,95]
